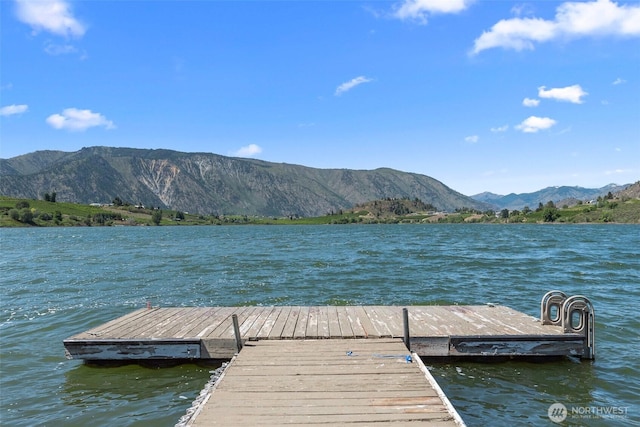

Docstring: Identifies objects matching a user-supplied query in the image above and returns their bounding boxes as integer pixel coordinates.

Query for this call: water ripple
[1,224,639,426]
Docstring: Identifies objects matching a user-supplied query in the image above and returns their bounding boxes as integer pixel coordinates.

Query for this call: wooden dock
[63,304,589,361]
[183,338,465,426]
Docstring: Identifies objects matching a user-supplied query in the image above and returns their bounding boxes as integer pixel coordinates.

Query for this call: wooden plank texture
[64,305,585,361]
[189,339,463,426]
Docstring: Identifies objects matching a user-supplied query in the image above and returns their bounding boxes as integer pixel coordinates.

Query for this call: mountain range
[471,184,630,211]
[1,147,632,216]
[0,146,492,217]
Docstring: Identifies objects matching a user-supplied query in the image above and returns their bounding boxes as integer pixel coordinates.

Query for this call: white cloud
[44,41,77,55]
[472,17,557,53]
[233,144,262,157]
[471,0,640,54]
[538,84,588,103]
[555,0,640,35]
[15,0,86,38]
[522,97,540,107]
[516,116,557,133]
[0,104,28,116]
[612,77,626,85]
[465,135,479,143]
[393,0,473,22]
[482,168,509,177]
[605,168,631,175]
[510,4,534,17]
[335,76,373,96]
[46,108,115,131]
[490,125,509,132]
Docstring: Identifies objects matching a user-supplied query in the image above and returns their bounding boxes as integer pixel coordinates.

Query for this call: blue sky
[1,0,638,196]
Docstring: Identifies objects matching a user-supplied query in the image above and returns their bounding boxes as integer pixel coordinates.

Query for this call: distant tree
[113,197,124,206]
[93,213,107,225]
[500,209,509,219]
[15,201,30,209]
[19,208,34,223]
[9,209,19,221]
[175,211,185,220]
[51,192,56,202]
[542,207,560,222]
[44,193,51,202]
[522,206,531,215]
[152,210,162,225]
[536,202,544,212]
[54,210,63,222]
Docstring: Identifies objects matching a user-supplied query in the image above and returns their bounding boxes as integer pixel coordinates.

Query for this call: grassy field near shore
[1,195,638,227]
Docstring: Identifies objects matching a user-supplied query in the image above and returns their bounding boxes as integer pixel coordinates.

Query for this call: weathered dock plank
[136,307,194,338]
[318,305,330,338]
[73,308,149,339]
[293,306,310,339]
[194,307,235,338]
[187,339,464,426]
[327,306,349,338]
[171,307,221,338]
[335,305,353,338]
[306,306,319,337]
[278,306,298,339]
[108,307,179,339]
[245,306,276,339]
[366,306,394,337]
[344,305,367,338]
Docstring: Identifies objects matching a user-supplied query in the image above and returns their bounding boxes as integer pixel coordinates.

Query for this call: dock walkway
[186,338,464,426]
[64,305,588,360]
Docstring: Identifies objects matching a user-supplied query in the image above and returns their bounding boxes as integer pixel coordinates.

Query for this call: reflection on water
[61,363,214,427]
[430,359,599,425]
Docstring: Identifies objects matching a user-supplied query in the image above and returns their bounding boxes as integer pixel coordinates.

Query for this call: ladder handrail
[540,290,568,326]
[540,291,595,360]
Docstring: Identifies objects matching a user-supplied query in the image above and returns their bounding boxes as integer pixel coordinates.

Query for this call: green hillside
[2,190,638,227]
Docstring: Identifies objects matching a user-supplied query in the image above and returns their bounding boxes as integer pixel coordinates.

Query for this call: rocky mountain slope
[0,146,490,216]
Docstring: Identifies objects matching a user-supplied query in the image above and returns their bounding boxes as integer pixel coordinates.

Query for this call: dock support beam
[232,314,243,352]
[403,307,411,351]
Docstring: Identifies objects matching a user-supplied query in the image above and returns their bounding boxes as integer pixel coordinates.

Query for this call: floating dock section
[64,295,595,361]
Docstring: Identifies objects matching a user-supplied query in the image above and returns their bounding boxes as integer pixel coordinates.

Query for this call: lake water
[1,224,639,426]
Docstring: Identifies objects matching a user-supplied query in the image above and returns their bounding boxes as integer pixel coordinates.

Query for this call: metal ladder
[541,290,595,360]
